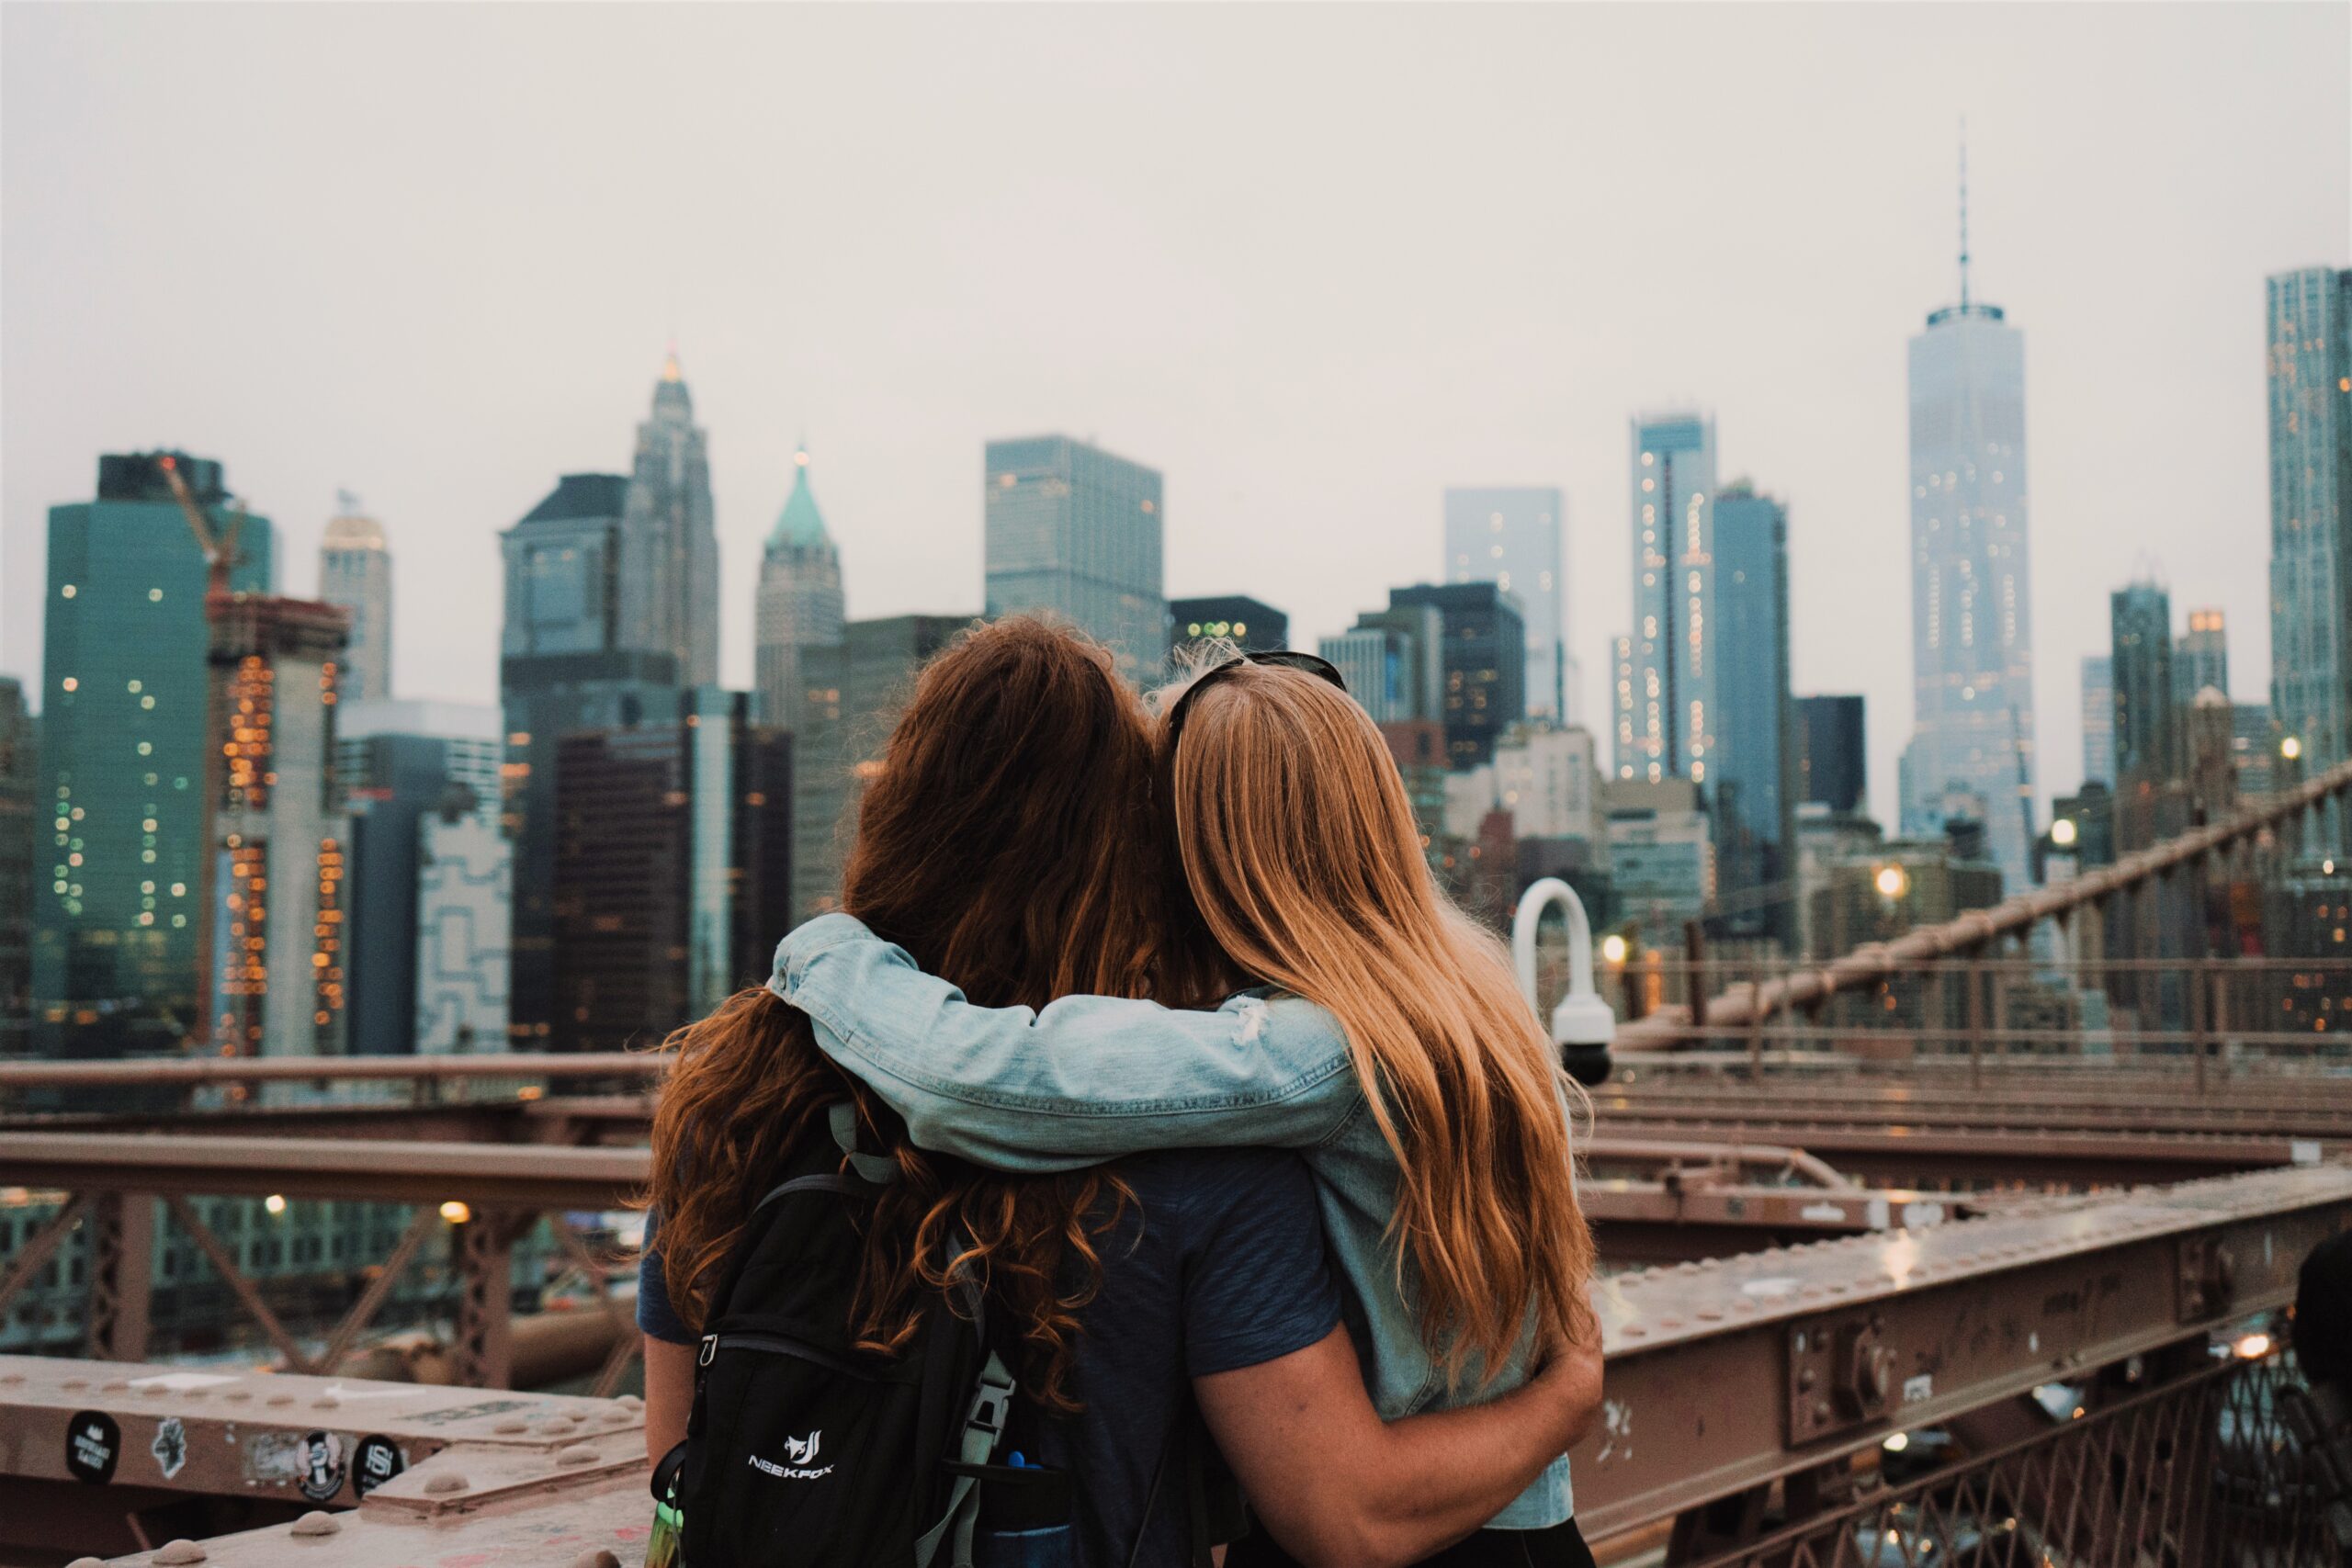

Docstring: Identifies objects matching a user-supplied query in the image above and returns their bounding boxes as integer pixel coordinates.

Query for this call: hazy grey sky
[6,3,2346,818]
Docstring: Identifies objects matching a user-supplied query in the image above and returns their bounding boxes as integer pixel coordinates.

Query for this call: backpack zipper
[699,1330,876,1381]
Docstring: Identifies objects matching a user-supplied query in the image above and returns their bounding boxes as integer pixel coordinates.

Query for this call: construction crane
[156,455,243,606]
[154,456,249,1058]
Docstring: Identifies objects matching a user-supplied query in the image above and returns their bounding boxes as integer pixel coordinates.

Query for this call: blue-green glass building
[1710,482,1795,945]
[984,435,1164,683]
[34,453,274,1058]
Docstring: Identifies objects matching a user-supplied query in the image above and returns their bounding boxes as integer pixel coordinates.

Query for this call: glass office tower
[34,453,274,1058]
[1445,486,1566,720]
[620,352,722,689]
[1387,582,1525,768]
[1903,265,2035,893]
[2266,267,2351,850]
[1710,483,1795,944]
[985,435,1164,682]
[1625,412,1717,784]
[500,471,681,1044]
[2080,657,2115,788]
[319,501,392,703]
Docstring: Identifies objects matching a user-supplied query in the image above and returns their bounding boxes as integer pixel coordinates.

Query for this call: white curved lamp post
[1511,877,1615,1087]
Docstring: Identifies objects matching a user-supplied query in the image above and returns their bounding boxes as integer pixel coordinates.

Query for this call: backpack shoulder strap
[912,1347,1015,1568]
[830,1100,900,1186]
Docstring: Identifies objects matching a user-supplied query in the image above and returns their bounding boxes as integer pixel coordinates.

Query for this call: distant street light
[1874,864,1910,900]
[2050,818,2078,848]
[1600,932,1630,966]
[2282,736,2303,761]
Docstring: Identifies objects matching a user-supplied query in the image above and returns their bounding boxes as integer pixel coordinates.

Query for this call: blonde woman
[771,649,1601,1567]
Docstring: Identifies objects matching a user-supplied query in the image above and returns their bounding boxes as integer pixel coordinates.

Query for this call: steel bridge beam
[1565,1162,2352,1537]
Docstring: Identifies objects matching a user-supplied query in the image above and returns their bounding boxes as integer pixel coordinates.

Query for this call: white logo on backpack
[749,1430,832,1481]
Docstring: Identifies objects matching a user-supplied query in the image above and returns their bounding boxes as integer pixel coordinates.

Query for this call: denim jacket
[770,913,1574,1528]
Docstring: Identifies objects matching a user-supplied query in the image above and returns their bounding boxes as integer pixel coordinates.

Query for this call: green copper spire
[767,446,831,551]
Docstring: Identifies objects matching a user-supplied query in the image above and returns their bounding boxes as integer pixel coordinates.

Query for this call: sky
[4,3,2346,821]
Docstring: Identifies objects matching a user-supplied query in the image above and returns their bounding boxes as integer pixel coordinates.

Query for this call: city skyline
[3,6,2346,824]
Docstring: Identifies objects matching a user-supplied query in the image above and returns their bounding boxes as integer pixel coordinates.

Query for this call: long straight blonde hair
[1156,655,1599,1379]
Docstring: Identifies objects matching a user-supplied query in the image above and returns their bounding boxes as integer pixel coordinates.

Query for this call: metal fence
[1684,1353,2347,1568]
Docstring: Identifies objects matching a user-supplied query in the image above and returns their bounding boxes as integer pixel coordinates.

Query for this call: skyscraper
[35,453,275,1058]
[2173,609,2229,704]
[620,351,721,688]
[1710,482,1796,943]
[319,496,392,704]
[0,678,34,1057]
[1625,412,1717,784]
[2111,581,2177,785]
[549,689,789,1052]
[753,446,852,927]
[1320,628,1405,722]
[1903,157,2035,893]
[1795,695,1867,816]
[337,699,502,1055]
[984,436,1164,681]
[1445,487,1567,720]
[1387,583,1526,768]
[788,615,970,919]
[1169,596,1287,660]
[500,472,681,1044]
[414,793,510,1055]
[2080,656,2116,787]
[207,592,352,1058]
[754,446,845,731]
[1321,602,1444,726]
[2265,268,2351,806]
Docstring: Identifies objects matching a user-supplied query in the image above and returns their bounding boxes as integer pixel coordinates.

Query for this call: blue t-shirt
[640,1146,1340,1568]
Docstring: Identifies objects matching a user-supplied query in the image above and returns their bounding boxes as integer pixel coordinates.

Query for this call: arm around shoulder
[1195,1327,1600,1568]
[770,917,1362,1166]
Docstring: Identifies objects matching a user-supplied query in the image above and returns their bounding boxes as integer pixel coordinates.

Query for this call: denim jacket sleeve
[769,915,1363,1172]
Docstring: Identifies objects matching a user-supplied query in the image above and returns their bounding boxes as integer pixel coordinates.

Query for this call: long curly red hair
[649,617,1205,1406]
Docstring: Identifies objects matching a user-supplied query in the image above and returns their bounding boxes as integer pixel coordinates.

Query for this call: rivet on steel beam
[291,1511,340,1537]
[571,1551,623,1568]
[153,1541,209,1565]
[0,1373,22,1385]
[537,1420,573,1436]
[61,1378,86,1391]
[424,1472,470,1495]
[616,1393,644,1410]
[101,1379,129,1392]
[493,1418,531,1434]
[224,1390,251,1403]
[313,1396,339,1410]
[66,1558,107,1568]
[267,1393,296,1406]
[556,1445,599,1467]
[1623,1325,1648,1339]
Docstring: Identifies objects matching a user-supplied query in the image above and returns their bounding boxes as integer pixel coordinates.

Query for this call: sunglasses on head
[1162,650,1349,749]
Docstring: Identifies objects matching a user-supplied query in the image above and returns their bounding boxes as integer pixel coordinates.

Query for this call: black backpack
[661,1103,1221,1568]
[662,1103,1020,1566]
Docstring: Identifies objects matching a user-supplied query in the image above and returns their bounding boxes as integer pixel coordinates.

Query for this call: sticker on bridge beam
[152,1416,188,1481]
[66,1410,120,1484]
[353,1435,405,1497]
[298,1431,346,1502]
